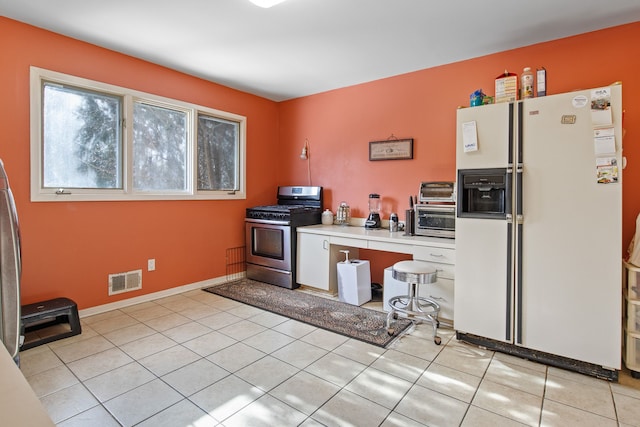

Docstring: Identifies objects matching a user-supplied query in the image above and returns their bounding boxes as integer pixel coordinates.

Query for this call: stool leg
[385,281,442,344]
[408,283,420,312]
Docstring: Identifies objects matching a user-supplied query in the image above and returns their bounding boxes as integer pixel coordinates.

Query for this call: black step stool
[21,297,81,350]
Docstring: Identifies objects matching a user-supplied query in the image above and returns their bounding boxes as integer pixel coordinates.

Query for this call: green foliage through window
[197,115,239,191]
[133,102,187,191]
[43,83,122,189]
[32,67,246,201]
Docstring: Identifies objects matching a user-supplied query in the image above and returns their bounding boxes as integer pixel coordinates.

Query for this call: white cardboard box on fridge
[495,72,518,103]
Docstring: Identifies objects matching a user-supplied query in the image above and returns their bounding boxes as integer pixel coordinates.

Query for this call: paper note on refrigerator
[593,127,616,155]
[591,87,612,126]
[462,121,478,152]
[595,156,618,184]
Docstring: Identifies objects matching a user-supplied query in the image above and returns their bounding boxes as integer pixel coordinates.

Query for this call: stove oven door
[245,219,294,287]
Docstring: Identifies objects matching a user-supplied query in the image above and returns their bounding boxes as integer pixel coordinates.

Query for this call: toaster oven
[415,181,456,238]
[415,204,455,238]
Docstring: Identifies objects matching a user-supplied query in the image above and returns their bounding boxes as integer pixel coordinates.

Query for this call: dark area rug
[204,279,412,348]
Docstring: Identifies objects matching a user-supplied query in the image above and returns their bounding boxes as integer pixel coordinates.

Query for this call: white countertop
[297,224,455,250]
[0,347,55,426]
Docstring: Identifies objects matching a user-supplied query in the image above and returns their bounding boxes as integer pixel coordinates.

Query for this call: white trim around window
[29,66,246,202]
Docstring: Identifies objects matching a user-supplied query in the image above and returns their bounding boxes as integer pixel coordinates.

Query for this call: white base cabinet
[296,232,358,294]
[297,225,455,310]
[296,233,328,290]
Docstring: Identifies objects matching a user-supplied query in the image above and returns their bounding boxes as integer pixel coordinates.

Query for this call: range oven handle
[245,218,290,226]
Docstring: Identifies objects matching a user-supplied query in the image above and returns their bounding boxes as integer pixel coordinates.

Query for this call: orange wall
[0,18,282,308]
[3,17,640,306]
[278,22,640,283]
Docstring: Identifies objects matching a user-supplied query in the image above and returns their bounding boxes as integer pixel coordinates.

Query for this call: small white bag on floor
[337,250,372,306]
[628,212,640,267]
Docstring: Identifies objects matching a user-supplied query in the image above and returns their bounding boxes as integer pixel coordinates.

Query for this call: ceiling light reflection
[249,0,288,8]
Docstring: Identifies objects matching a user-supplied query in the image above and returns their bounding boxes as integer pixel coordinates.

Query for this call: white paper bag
[628,213,640,267]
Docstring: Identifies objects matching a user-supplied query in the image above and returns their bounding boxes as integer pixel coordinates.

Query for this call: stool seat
[392,260,437,284]
[386,260,442,345]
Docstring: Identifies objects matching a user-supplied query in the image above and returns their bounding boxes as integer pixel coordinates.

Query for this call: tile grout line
[35,299,445,425]
[22,289,638,426]
[538,366,549,427]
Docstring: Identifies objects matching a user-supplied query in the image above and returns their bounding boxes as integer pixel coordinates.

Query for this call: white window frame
[30,67,246,201]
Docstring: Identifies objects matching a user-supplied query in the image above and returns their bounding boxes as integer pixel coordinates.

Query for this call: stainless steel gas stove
[245,186,323,289]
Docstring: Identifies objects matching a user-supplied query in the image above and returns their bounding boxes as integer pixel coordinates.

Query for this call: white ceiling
[2,0,640,101]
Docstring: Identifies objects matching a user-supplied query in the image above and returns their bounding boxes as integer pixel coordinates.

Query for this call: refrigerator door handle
[515,219,523,345]
[515,221,523,344]
[505,169,513,217]
[516,100,524,165]
[515,98,524,224]
[516,164,524,219]
[508,103,515,162]
[505,220,513,341]
[504,165,515,342]
[514,102,524,345]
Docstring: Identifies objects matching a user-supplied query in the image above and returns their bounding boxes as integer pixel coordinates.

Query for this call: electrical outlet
[148,259,155,271]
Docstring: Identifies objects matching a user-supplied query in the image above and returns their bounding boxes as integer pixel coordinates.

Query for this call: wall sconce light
[301,139,311,185]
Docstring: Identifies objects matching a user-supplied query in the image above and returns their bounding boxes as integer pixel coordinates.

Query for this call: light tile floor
[19,287,640,426]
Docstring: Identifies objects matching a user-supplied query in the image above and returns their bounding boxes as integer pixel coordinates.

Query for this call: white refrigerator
[454,85,622,375]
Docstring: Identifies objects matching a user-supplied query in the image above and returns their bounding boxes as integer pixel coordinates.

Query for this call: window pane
[197,114,239,191]
[42,83,122,188]
[133,102,187,191]
[32,67,246,201]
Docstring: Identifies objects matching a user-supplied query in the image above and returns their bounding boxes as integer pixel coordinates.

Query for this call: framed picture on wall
[369,138,413,161]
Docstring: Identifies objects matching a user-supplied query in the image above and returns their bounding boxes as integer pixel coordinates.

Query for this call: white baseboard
[78,274,235,318]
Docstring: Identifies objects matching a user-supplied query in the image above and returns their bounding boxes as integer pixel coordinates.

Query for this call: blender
[365,193,382,229]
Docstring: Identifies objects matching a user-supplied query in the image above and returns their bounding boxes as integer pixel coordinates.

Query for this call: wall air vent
[108,269,142,296]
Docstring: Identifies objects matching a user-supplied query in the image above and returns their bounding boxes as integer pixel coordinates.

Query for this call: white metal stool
[386,260,441,345]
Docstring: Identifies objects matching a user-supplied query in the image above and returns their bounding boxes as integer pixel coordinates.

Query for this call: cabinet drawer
[386,260,454,279]
[626,299,640,333]
[415,261,454,280]
[625,263,640,300]
[412,246,455,265]
[331,236,368,249]
[424,277,454,322]
[368,240,413,254]
[624,331,640,371]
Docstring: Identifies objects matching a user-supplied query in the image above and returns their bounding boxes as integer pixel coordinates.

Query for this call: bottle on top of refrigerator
[521,67,534,99]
